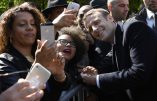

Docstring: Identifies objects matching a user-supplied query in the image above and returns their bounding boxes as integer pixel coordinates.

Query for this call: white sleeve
[96,75,100,88]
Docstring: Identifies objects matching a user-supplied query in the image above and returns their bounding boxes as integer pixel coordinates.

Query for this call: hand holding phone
[25,63,51,89]
[67,2,80,10]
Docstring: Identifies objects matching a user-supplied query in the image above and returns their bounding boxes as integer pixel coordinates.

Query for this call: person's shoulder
[122,17,147,33]
[0,53,13,61]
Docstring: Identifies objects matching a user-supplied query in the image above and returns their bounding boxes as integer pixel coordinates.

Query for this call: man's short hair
[83,8,109,22]
[107,0,118,5]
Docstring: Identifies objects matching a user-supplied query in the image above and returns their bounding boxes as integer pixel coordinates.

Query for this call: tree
[0,0,143,15]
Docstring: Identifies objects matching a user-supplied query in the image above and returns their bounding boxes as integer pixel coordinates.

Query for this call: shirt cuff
[96,75,100,88]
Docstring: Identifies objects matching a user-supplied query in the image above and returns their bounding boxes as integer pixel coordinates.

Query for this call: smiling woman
[56,26,86,82]
[0,5,71,101]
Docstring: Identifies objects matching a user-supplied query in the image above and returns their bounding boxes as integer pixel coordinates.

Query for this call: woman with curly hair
[56,26,86,83]
[0,5,70,101]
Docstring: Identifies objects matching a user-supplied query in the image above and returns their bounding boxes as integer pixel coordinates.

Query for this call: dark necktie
[153,14,157,33]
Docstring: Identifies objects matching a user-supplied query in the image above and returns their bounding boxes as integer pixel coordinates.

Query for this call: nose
[92,26,99,36]
[66,43,72,47]
[92,26,98,33]
[125,5,129,11]
[26,24,34,31]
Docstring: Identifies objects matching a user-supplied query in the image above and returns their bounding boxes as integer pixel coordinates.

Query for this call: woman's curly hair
[0,5,45,55]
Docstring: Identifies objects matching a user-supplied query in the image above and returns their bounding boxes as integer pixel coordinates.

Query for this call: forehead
[58,34,72,40]
[85,12,105,23]
[116,0,129,4]
[79,6,91,15]
[14,11,34,20]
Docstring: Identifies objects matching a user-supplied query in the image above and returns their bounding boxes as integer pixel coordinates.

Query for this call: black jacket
[99,18,157,101]
[135,8,147,24]
[0,45,70,101]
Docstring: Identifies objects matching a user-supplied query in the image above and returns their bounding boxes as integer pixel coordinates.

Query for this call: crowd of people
[0,0,157,101]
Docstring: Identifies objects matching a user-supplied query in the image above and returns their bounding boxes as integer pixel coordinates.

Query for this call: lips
[63,48,72,54]
[25,33,35,37]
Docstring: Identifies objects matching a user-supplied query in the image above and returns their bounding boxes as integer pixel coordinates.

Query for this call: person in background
[89,0,107,9]
[0,5,70,101]
[107,0,129,22]
[42,0,78,40]
[77,5,93,66]
[42,0,68,22]
[0,79,44,101]
[81,8,157,101]
[136,0,157,33]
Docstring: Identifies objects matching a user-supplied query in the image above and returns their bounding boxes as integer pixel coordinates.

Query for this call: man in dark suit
[136,0,157,32]
[81,8,157,101]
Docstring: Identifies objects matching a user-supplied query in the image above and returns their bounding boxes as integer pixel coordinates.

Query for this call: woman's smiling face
[57,34,76,61]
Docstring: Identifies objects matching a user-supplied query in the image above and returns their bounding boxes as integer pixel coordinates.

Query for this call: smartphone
[25,63,51,89]
[40,23,55,47]
[67,2,80,10]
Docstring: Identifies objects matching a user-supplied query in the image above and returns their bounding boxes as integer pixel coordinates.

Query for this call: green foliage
[0,0,143,15]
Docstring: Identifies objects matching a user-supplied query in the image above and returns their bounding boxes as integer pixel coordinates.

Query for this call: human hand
[34,40,56,68]
[0,79,44,101]
[34,40,66,82]
[49,52,66,82]
[53,8,77,30]
[82,66,98,75]
[81,66,98,85]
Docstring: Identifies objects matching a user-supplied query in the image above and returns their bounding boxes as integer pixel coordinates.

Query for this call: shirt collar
[146,8,155,19]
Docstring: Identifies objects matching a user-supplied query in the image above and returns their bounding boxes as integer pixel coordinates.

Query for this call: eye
[119,4,125,7]
[18,23,26,27]
[31,23,36,27]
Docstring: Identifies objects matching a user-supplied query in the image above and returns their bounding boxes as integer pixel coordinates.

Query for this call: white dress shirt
[146,9,155,28]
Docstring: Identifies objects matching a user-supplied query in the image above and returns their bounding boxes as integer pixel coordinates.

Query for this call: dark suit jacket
[0,45,70,101]
[99,18,157,101]
[135,8,147,24]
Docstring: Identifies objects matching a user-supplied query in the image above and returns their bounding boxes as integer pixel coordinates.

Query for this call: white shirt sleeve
[96,75,100,88]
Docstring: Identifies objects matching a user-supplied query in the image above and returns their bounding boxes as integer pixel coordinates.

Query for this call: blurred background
[0,0,143,16]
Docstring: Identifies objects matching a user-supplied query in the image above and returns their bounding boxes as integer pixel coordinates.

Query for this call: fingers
[25,90,44,101]
[37,40,42,50]
[82,66,98,75]
[14,79,30,91]
[63,8,78,14]
[81,73,97,85]
[19,86,38,98]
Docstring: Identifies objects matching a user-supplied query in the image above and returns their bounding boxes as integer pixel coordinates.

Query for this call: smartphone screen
[40,23,55,47]
[25,63,51,89]
[67,2,80,10]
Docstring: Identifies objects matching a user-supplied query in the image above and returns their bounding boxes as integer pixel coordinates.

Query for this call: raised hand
[0,79,44,101]
[53,8,77,30]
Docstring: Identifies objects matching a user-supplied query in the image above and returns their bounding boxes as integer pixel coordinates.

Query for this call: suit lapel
[135,8,147,24]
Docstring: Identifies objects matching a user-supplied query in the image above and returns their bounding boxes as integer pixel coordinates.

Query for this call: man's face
[84,12,115,42]
[143,0,157,12]
[48,6,65,21]
[109,0,129,21]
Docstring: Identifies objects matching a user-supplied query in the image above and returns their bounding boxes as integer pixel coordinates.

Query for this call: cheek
[71,48,76,57]
[56,43,64,52]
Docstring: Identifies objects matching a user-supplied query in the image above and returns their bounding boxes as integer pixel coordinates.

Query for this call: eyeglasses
[57,39,76,48]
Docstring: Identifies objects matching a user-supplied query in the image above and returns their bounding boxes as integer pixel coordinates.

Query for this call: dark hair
[0,5,45,55]
[83,8,109,22]
[20,2,41,11]
[59,26,86,63]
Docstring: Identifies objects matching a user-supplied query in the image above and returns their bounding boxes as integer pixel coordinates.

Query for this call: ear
[107,4,112,12]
